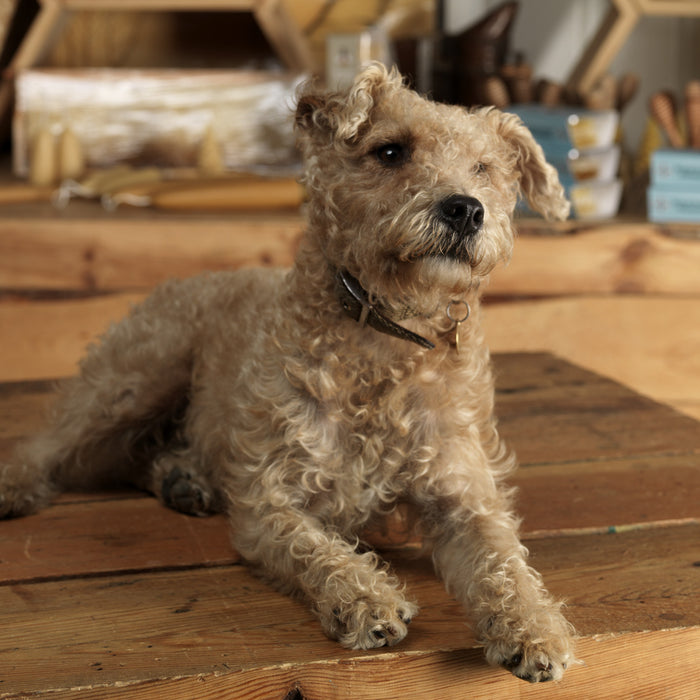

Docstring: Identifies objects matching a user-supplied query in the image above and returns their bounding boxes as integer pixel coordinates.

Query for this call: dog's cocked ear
[493,110,570,221]
[295,63,403,144]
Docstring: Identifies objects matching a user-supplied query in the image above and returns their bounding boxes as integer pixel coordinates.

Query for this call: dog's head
[295,64,569,312]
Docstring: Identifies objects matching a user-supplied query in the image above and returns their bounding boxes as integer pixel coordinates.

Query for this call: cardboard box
[647,185,700,223]
[651,149,700,186]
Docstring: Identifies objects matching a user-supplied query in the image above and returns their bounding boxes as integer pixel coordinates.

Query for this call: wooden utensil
[616,73,639,112]
[684,80,700,148]
[107,177,304,212]
[649,91,684,148]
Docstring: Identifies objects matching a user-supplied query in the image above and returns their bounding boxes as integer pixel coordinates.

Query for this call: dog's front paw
[326,599,418,650]
[482,609,575,683]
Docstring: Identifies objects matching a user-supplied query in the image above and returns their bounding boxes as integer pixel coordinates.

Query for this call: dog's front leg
[417,465,574,682]
[230,506,417,649]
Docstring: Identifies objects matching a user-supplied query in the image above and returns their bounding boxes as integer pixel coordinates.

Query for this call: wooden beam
[0,213,302,291]
[566,0,640,97]
[490,221,700,296]
[483,295,700,421]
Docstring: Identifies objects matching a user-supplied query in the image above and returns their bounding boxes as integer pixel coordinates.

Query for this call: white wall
[446,0,700,150]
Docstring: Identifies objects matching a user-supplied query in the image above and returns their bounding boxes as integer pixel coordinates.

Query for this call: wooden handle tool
[649,91,684,148]
[616,73,639,112]
[107,177,304,212]
[684,80,700,149]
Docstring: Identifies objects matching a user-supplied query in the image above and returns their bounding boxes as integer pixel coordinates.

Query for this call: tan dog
[1,65,575,682]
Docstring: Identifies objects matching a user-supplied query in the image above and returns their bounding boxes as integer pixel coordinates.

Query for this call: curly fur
[1,64,575,682]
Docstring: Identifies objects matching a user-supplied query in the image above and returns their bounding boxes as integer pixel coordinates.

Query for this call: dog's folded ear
[495,111,571,221]
[295,63,403,145]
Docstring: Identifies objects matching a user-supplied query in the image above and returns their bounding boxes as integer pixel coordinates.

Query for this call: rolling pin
[107,177,304,211]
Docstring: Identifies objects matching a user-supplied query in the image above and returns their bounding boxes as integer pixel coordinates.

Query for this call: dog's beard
[393,219,498,277]
[412,221,477,264]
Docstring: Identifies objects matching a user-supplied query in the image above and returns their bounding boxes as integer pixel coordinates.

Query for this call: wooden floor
[1,352,699,699]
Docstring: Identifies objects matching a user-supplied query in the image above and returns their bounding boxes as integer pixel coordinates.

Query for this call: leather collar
[334,269,435,350]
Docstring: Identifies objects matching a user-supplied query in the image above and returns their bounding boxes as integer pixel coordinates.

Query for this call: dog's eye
[474,162,488,175]
[374,143,409,167]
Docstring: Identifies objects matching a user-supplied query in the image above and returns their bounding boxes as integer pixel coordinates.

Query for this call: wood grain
[0,498,238,584]
[484,296,700,422]
[1,353,698,698]
[0,293,145,381]
[490,222,700,295]
[2,215,699,295]
[1,526,698,698]
[0,214,302,290]
[3,629,697,700]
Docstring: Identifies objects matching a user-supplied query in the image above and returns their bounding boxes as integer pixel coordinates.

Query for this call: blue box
[651,149,700,186]
[647,185,700,223]
[507,105,619,150]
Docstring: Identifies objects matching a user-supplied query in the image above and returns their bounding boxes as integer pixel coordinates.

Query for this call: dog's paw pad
[161,467,212,517]
[361,603,418,649]
[495,645,569,683]
[364,619,405,648]
[333,600,418,650]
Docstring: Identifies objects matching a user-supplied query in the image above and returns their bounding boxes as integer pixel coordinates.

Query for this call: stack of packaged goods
[509,105,621,219]
[647,84,700,223]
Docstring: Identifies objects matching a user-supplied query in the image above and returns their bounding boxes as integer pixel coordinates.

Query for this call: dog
[1,64,575,682]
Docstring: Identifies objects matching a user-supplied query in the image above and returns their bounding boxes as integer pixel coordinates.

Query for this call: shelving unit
[0,0,316,129]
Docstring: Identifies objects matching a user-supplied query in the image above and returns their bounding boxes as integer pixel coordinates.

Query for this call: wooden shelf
[0,0,315,132]
[0,200,699,295]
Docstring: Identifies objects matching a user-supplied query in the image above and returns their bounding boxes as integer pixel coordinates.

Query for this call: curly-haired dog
[1,65,575,682]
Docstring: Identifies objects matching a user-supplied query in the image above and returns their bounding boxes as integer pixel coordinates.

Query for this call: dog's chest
[319,366,444,479]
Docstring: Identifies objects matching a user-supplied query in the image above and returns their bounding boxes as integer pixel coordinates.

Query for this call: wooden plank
[484,297,700,423]
[0,379,57,457]
[636,0,700,16]
[0,498,237,584]
[490,222,700,296]
[254,0,317,72]
[1,525,697,697]
[0,214,302,291]
[0,293,145,381]
[3,353,698,464]
[2,447,697,585]
[513,453,700,536]
[8,630,696,700]
[2,214,700,296]
[1,354,697,581]
[493,353,700,465]
[565,0,640,96]
[3,290,700,431]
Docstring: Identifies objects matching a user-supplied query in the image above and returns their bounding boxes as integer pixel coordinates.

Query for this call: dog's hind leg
[135,445,224,517]
[0,280,202,519]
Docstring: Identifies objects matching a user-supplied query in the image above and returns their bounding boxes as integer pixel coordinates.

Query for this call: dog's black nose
[439,195,484,236]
